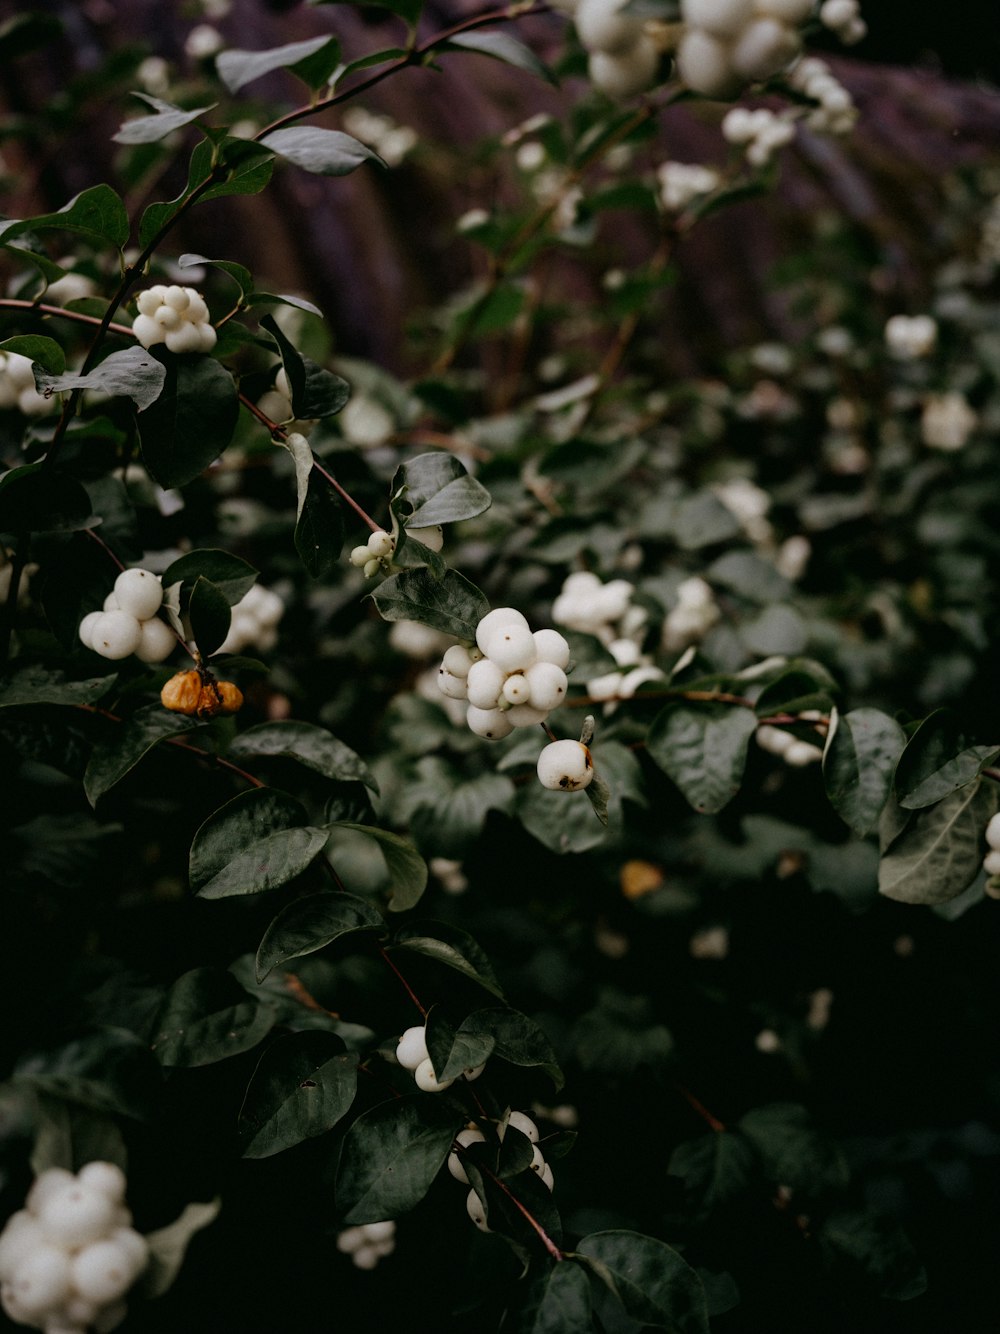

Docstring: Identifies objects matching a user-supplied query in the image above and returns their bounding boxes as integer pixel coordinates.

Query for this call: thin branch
[475,1158,565,1261]
[673,1082,726,1133]
[379,946,428,1018]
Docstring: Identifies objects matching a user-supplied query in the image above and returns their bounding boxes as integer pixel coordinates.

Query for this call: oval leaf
[194,827,330,899]
[260,127,386,177]
[878,779,997,905]
[138,353,239,489]
[336,1095,463,1224]
[371,566,489,641]
[238,1030,358,1158]
[576,1230,709,1334]
[151,968,275,1067]
[189,575,232,658]
[331,821,427,912]
[256,890,384,982]
[84,704,202,807]
[647,702,758,814]
[823,707,907,836]
[227,721,378,792]
[190,787,308,889]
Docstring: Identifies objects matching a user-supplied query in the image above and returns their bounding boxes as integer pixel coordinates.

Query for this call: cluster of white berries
[884,314,937,360]
[132,286,217,355]
[437,608,570,742]
[677,0,813,101]
[920,392,977,452]
[44,263,97,308]
[348,529,396,580]
[217,582,284,655]
[395,1024,486,1092]
[817,0,866,44]
[335,1221,395,1271]
[586,637,664,709]
[982,813,1000,886]
[721,106,796,166]
[552,571,639,645]
[0,352,57,417]
[78,568,174,663]
[453,1113,554,1234]
[340,107,417,168]
[662,576,721,652]
[657,161,721,212]
[756,712,825,766]
[572,0,664,101]
[0,1162,149,1334]
[787,57,858,135]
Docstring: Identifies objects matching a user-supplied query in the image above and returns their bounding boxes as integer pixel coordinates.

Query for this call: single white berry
[482,622,537,673]
[475,607,529,656]
[784,739,820,767]
[529,1144,546,1173]
[163,285,191,312]
[104,1227,148,1280]
[10,1244,72,1318]
[76,1162,127,1205]
[367,530,394,559]
[442,645,476,677]
[683,0,754,36]
[505,1111,539,1143]
[363,558,382,579]
[135,287,165,317]
[576,0,644,54]
[985,813,1000,850]
[437,668,469,701]
[502,674,531,705]
[983,850,1000,877]
[730,17,800,81]
[90,611,143,661]
[362,1221,394,1245]
[196,323,217,353]
[525,661,568,711]
[463,1062,486,1081]
[466,1188,489,1232]
[466,658,507,710]
[676,29,742,97]
[78,610,104,651]
[349,545,370,567]
[102,592,120,613]
[24,1170,75,1216]
[352,1243,380,1270]
[538,1161,555,1191]
[414,1057,455,1092]
[448,1126,486,1184]
[532,628,570,669]
[134,616,176,664]
[537,739,594,791]
[396,1025,429,1071]
[336,1226,364,1254]
[588,40,661,99]
[164,321,205,354]
[114,568,162,620]
[38,1182,118,1249]
[71,1238,135,1304]
[131,314,163,348]
[505,702,550,728]
[154,304,181,329]
[0,1212,44,1283]
[466,705,515,740]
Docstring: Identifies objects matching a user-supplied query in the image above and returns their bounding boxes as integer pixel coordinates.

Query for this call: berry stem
[75,703,265,787]
[476,1160,565,1262]
[673,1082,726,1133]
[378,946,428,1019]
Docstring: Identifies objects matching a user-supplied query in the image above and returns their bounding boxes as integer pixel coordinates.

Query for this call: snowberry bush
[1,0,998,1330]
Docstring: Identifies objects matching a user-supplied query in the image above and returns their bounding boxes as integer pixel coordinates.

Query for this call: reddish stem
[379,946,428,1018]
[674,1082,726,1133]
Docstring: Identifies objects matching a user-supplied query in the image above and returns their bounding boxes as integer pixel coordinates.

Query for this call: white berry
[475,607,529,656]
[532,628,570,669]
[407,525,444,552]
[437,668,469,701]
[505,703,549,728]
[482,622,537,673]
[525,661,568,711]
[683,0,754,37]
[466,658,506,710]
[442,645,476,677]
[983,850,1000,877]
[466,706,514,740]
[396,1025,429,1071]
[78,611,103,651]
[367,530,394,559]
[448,1127,486,1184]
[501,674,531,705]
[986,813,1000,850]
[0,1213,44,1283]
[76,1163,127,1205]
[10,1244,72,1317]
[89,611,143,661]
[505,1111,539,1143]
[466,1188,489,1232]
[537,739,594,791]
[414,1057,455,1092]
[71,1239,135,1304]
[113,568,162,620]
[134,616,176,664]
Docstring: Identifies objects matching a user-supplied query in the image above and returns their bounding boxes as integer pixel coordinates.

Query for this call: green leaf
[390,922,505,998]
[738,1104,849,1197]
[256,890,384,981]
[818,1209,927,1302]
[576,1231,709,1334]
[113,95,216,145]
[444,30,557,86]
[260,127,386,177]
[139,138,274,248]
[371,566,489,640]
[0,334,66,374]
[178,252,254,300]
[668,1133,757,1224]
[141,1200,221,1300]
[754,661,838,716]
[246,290,323,318]
[408,762,514,858]
[0,464,94,535]
[260,315,349,418]
[189,787,308,888]
[194,827,329,900]
[425,1008,495,1085]
[216,36,339,93]
[647,702,758,814]
[188,576,231,658]
[295,466,345,577]
[894,710,1000,809]
[878,779,997,905]
[160,549,258,605]
[512,1262,593,1334]
[83,704,202,806]
[0,183,129,250]
[331,821,427,912]
[151,968,275,1066]
[228,720,378,792]
[458,1007,562,1089]
[0,666,115,709]
[138,353,239,488]
[823,707,907,837]
[392,452,492,527]
[283,428,314,520]
[35,345,166,411]
[238,1030,358,1158]
[336,1096,463,1224]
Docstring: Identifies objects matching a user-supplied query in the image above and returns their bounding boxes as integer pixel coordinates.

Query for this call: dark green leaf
[216,36,339,93]
[139,138,274,248]
[371,566,489,640]
[754,662,839,716]
[238,1030,358,1158]
[894,710,1000,809]
[113,95,216,145]
[389,935,505,1000]
[83,703,202,806]
[818,1209,927,1302]
[260,127,386,177]
[392,452,492,527]
[444,30,556,86]
[0,184,129,250]
[458,1007,562,1089]
[878,779,997,905]
[647,702,758,814]
[0,666,114,708]
[739,1104,849,1197]
[576,1231,709,1334]
[194,827,329,899]
[0,464,94,535]
[260,315,349,418]
[823,707,907,836]
[151,968,275,1066]
[160,549,258,605]
[512,1262,592,1334]
[36,345,166,412]
[425,1008,495,1085]
[228,720,378,792]
[0,334,66,374]
[256,890,384,981]
[178,252,254,300]
[189,787,308,889]
[188,576,231,658]
[668,1133,757,1224]
[330,821,427,911]
[138,353,239,488]
[295,466,345,577]
[336,1096,463,1224]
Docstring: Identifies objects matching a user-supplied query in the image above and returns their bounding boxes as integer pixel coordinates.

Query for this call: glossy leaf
[0,666,115,709]
[878,779,997,905]
[217,36,339,92]
[139,138,274,248]
[331,821,427,911]
[260,315,349,418]
[576,1230,709,1334]
[295,466,345,577]
[458,1007,562,1089]
[823,707,907,836]
[83,704,202,806]
[389,933,505,999]
[371,566,489,641]
[189,576,231,658]
[0,334,66,374]
[138,354,239,488]
[256,890,384,981]
[425,1008,495,1085]
[238,1030,358,1158]
[228,721,378,791]
[647,702,758,814]
[113,95,216,145]
[444,30,556,87]
[189,787,308,889]
[160,549,257,605]
[392,452,492,527]
[336,1096,463,1224]
[0,183,129,250]
[894,709,1000,809]
[193,826,329,900]
[151,968,275,1066]
[260,126,386,177]
[178,252,254,300]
